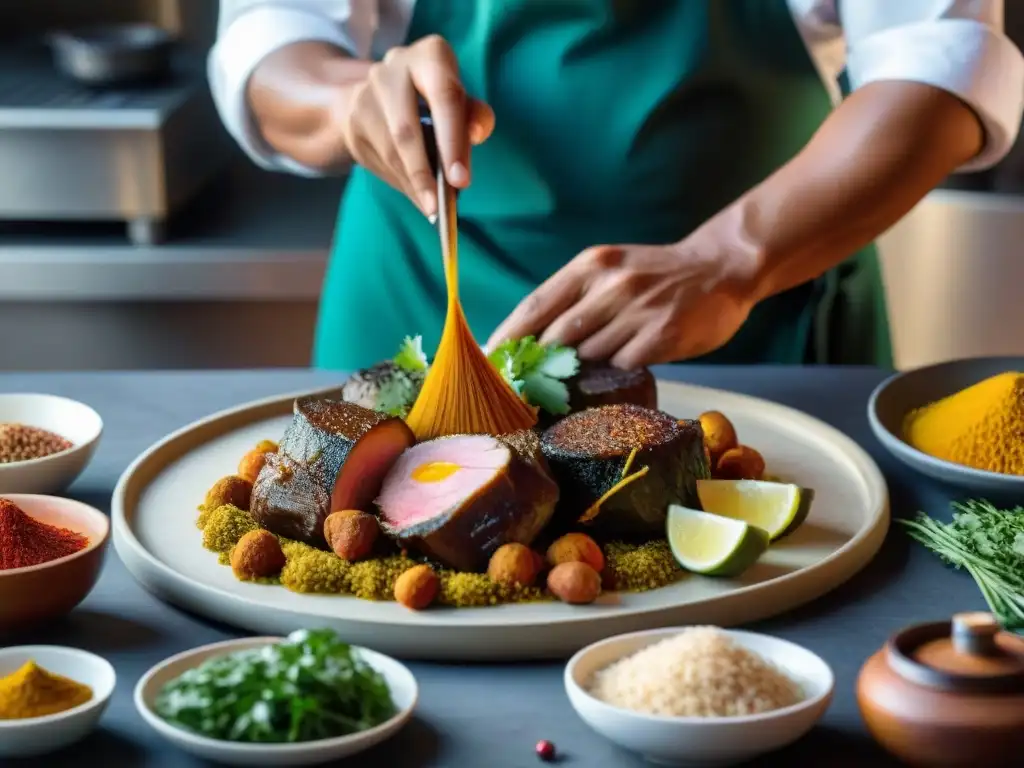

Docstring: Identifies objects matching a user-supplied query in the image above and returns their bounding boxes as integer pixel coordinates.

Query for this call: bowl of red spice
[0,495,109,632]
[0,393,103,495]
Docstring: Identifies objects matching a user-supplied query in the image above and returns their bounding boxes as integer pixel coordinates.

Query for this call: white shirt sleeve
[788,0,1024,172]
[208,1,390,175]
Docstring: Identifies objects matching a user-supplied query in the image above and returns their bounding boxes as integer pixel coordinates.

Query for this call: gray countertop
[0,366,981,767]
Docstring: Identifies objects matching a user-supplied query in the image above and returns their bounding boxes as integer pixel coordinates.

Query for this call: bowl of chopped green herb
[133,629,416,766]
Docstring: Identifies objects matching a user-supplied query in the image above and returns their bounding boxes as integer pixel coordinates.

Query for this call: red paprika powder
[0,498,88,570]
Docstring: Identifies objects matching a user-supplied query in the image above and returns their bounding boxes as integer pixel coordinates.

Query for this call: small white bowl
[0,394,103,495]
[565,627,834,767]
[0,645,116,758]
[135,636,418,767]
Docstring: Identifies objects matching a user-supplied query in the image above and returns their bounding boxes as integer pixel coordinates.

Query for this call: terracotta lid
[885,612,1024,694]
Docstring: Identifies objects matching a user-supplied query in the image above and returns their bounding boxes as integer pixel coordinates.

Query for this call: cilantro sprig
[487,336,580,415]
[900,500,1024,631]
[154,629,396,743]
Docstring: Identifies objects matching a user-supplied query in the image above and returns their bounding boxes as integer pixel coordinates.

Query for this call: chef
[210,1,1023,370]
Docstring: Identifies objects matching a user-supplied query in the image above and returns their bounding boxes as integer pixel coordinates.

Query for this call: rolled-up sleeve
[791,0,1024,172]
[209,1,377,175]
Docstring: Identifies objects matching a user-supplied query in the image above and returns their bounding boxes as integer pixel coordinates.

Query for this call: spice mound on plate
[0,498,89,570]
[903,371,1024,475]
[0,660,93,720]
[587,626,802,717]
[0,423,73,464]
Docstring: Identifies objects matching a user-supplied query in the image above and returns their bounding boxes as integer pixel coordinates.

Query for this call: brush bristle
[406,305,537,440]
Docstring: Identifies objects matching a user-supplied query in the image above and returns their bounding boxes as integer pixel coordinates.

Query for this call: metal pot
[48,23,174,87]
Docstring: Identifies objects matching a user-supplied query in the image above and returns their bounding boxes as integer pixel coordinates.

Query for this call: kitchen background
[0,1,1021,372]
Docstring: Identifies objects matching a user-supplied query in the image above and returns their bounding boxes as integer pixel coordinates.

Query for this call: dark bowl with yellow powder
[0,645,116,758]
[868,356,1024,498]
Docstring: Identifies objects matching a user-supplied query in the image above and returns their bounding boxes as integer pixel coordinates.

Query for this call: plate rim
[111,380,889,643]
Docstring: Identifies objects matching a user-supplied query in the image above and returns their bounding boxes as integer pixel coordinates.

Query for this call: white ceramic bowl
[135,636,418,767]
[565,627,834,767]
[0,645,116,758]
[0,394,103,494]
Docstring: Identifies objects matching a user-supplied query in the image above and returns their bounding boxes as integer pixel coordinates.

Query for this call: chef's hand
[341,35,494,217]
[486,242,760,369]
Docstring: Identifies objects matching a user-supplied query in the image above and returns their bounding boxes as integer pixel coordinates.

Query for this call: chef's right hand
[341,35,495,217]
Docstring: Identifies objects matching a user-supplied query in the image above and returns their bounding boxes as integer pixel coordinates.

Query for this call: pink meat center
[377,435,509,527]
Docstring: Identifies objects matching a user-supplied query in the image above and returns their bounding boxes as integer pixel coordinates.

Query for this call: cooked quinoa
[587,626,803,717]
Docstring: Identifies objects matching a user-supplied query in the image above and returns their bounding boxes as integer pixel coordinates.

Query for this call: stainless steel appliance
[0,37,227,245]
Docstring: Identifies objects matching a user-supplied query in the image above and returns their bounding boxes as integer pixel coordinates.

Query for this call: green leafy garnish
[393,335,428,373]
[487,336,580,415]
[371,337,429,417]
[901,500,1024,631]
[154,629,396,743]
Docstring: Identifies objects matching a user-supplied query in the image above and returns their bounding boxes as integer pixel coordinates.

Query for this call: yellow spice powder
[904,371,1024,475]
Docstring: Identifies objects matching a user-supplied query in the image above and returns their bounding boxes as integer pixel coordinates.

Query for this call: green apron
[314,0,893,370]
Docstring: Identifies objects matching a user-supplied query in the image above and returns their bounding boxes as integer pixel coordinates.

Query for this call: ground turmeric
[903,371,1024,475]
[0,661,92,720]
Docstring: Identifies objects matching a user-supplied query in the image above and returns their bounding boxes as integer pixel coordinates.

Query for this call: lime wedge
[696,479,813,542]
[666,505,769,577]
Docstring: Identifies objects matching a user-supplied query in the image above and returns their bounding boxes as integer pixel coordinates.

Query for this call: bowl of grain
[0,394,103,495]
[565,626,833,766]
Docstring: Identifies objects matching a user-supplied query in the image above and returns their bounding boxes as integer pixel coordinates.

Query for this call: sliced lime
[666,504,769,577]
[696,479,813,542]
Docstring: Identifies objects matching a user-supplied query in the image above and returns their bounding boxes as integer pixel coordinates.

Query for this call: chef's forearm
[713,81,984,303]
[246,42,372,171]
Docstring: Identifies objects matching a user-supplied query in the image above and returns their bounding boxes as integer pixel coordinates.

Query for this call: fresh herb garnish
[487,336,580,415]
[374,336,429,417]
[393,335,428,373]
[900,500,1024,630]
[154,629,396,743]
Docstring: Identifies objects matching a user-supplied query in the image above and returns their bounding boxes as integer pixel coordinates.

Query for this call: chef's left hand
[486,242,759,368]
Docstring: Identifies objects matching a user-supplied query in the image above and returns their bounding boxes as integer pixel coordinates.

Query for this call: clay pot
[857,612,1024,766]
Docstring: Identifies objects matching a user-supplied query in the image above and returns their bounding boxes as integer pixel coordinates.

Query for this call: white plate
[134,636,417,767]
[112,380,889,661]
[0,393,103,494]
[0,645,116,758]
[565,627,833,766]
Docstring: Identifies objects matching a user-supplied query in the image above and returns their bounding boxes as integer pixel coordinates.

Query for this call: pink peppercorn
[536,740,556,761]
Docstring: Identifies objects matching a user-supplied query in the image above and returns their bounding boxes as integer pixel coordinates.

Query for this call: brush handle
[418,98,442,183]
[419,99,460,297]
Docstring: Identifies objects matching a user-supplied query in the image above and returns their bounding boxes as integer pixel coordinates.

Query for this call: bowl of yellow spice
[868,357,1024,496]
[0,645,115,758]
